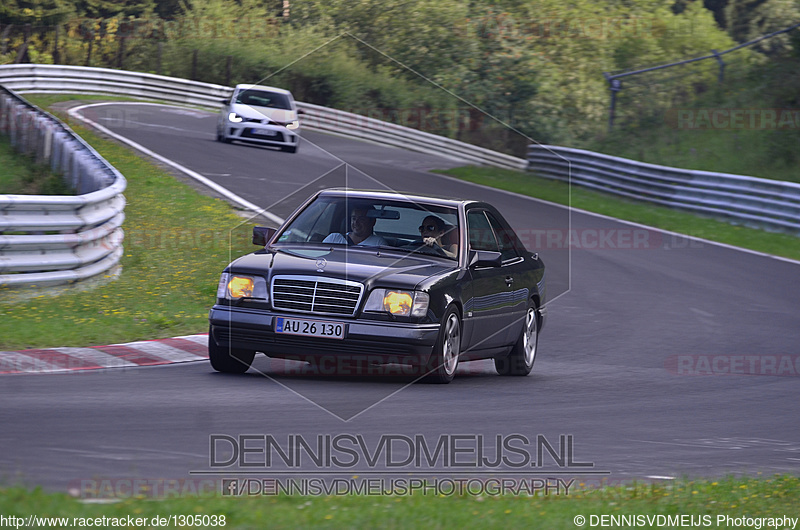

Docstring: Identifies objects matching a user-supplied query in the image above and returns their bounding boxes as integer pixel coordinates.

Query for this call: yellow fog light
[364,289,429,317]
[228,276,254,298]
[384,291,414,316]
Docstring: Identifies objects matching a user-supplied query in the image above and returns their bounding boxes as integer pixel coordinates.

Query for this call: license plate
[275,317,345,339]
[251,129,277,136]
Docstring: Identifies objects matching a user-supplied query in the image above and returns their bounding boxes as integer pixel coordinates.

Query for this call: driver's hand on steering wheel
[423,237,438,247]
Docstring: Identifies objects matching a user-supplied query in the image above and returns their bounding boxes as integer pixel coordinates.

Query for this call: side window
[486,213,520,261]
[467,210,499,251]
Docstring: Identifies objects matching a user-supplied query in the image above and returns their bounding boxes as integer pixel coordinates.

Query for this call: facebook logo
[221,479,239,496]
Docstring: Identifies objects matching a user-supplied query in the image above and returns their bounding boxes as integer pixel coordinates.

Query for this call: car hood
[230,103,297,123]
[228,247,456,290]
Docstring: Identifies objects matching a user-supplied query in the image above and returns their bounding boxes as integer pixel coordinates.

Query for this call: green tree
[0,0,73,25]
[724,0,800,54]
[72,0,156,18]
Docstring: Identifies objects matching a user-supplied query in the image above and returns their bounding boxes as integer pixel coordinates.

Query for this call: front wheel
[423,306,461,383]
[208,330,255,374]
[495,305,538,376]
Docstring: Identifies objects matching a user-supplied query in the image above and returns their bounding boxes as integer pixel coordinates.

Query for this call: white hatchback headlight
[228,112,243,123]
[364,289,429,317]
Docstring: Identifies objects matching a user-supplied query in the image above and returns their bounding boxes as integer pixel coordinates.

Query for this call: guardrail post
[604,73,622,132]
[711,49,725,84]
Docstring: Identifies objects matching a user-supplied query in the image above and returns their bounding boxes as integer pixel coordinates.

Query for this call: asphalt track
[1,103,799,495]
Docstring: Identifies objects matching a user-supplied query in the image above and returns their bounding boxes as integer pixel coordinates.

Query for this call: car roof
[234,84,293,96]
[316,188,478,209]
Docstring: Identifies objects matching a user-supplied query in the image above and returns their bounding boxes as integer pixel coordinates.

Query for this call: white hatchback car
[217,84,302,153]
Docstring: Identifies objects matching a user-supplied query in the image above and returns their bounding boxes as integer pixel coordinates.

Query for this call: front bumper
[209,305,440,364]
[224,122,299,147]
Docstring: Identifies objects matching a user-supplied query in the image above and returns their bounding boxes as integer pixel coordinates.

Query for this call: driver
[324,206,388,246]
[419,215,458,258]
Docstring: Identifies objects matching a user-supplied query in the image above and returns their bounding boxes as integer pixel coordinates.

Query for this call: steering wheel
[427,241,449,257]
[400,239,448,257]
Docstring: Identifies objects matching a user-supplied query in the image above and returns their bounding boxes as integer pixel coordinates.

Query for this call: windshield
[235,89,291,110]
[275,196,460,260]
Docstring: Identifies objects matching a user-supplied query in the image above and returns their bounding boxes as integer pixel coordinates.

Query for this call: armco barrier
[0,64,527,170]
[527,144,800,233]
[0,86,126,288]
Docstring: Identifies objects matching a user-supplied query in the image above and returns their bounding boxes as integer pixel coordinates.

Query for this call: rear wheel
[208,329,255,374]
[423,306,461,384]
[495,304,538,376]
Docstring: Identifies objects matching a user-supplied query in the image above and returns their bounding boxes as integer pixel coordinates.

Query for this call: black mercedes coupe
[208,189,546,383]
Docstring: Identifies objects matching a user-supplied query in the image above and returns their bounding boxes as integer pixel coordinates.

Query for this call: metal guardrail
[527,144,800,233]
[0,85,127,288]
[0,64,527,171]
[297,102,526,170]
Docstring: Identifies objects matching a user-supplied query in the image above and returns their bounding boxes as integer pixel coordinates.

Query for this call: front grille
[272,276,363,316]
[241,129,285,141]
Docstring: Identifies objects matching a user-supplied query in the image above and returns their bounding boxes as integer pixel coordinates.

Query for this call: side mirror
[297,108,306,115]
[468,250,502,268]
[252,226,277,246]
[221,98,230,105]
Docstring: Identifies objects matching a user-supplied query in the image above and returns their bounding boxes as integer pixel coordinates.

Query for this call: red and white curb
[0,334,209,375]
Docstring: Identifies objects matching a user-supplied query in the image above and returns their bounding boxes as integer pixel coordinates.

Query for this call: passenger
[324,206,388,246]
[419,215,458,258]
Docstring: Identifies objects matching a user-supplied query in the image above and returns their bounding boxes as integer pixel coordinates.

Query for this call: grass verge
[0,95,254,350]
[0,475,797,529]
[0,135,73,195]
[435,166,800,262]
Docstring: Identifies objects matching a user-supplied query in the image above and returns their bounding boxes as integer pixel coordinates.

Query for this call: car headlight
[228,112,243,123]
[286,120,300,130]
[217,273,268,301]
[364,289,429,317]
